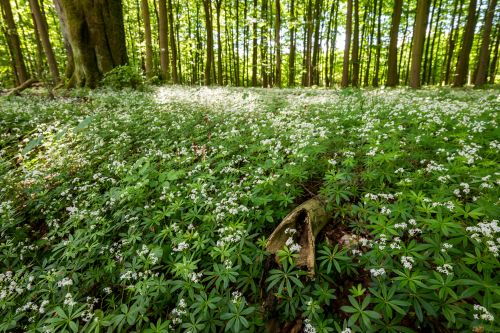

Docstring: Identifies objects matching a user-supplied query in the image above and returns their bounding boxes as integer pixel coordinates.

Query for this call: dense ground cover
[0,87,499,332]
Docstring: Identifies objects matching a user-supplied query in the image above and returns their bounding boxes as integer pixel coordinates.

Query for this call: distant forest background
[0,0,498,89]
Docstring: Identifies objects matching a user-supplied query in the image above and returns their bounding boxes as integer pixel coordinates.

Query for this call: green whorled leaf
[22,134,43,155]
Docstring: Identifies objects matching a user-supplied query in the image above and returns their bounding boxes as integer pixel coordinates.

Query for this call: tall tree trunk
[141,0,154,78]
[29,0,59,82]
[329,0,339,85]
[427,0,442,84]
[167,0,178,83]
[158,0,170,81]
[442,0,461,84]
[372,0,383,87]
[474,0,497,86]
[215,0,223,85]
[288,0,296,87]
[489,23,500,83]
[0,0,28,85]
[453,0,478,86]
[275,0,281,87]
[243,0,249,86]
[53,0,74,80]
[202,0,214,85]
[351,0,360,87]
[324,0,335,87]
[234,0,240,86]
[364,0,376,86]
[311,0,323,85]
[422,0,437,85]
[55,0,128,88]
[261,0,268,87]
[398,5,409,84]
[251,0,258,86]
[305,0,313,86]
[409,0,430,88]
[386,0,403,86]
[341,0,352,87]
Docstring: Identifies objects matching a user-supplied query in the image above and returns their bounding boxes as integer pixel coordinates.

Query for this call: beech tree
[57,0,127,88]
[454,0,477,87]
[409,0,430,88]
[1,0,28,85]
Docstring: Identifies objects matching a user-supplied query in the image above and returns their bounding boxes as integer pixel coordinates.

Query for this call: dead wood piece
[7,78,38,96]
[266,196,329,276]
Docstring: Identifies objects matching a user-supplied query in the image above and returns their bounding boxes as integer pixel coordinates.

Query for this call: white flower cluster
[57,277,73,288]
[441,243,453,253]
[370,268,386,277]
[436,264,453,276]
[64,293,76,307]
[188,272,203,283]
[341,328,352,333]
[401,256,415,270]
[473,304,494,322]
[173,241,189,252]
[364,192,401,201]
[231,290,242,303]
[216,226,247,247]
[304,319,317,333]
[0,271,24,300]
[285,227,302,253]
[171,298,187,325]
[466,219,500,257]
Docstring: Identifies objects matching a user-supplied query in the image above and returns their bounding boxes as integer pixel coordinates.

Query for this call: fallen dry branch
[6,78,38,96]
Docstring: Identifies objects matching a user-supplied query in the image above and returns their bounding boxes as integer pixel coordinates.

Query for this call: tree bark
[202,0,214,85]
[53,0,74,81]
[489,23,500,84]
[305,0,313,86]
[453,0,478,86]
[158,0,170,81]
[141,0,154,78]
[0,0,28,85]
[372,0,383,87]
[288,0,296,87]
[275,0,281,87]
[29,0,59,82]
[312,0,323,85]
[409,0,430,88]
[261,0,268,87]
[386,0,403,86]
[167,0,178,83]
[251,0,258,86]
[341,0,352,87]
[351,0,360,87]
[474,0,497,86]
[364,0,376,86]
[58,0,127,88]
[215,0,223,85]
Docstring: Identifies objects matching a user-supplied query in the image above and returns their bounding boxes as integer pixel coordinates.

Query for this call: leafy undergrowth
[0,86,499,333]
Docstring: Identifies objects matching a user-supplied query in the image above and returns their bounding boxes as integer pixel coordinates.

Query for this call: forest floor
[0,86,499,332]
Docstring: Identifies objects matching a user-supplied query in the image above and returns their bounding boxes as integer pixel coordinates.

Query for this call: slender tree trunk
[0,0,28,85]
[329,0,339,85]
[167,0,178,83]
[141,0,154,78]
[372,0,383,87]
[288,0,296,87]
[409,0,430,88]
[454,0,478,86]
[215,0,223,85]
[29,0,59,82]
[234,0,240,86]
[489,23,500,83]
[251,0,258,86]
[398,6,409,83]
[386,0,403,86]
[364,0,376,86]
[358,7,369,85]
[341,0,352,87]
[311,0,323,85]
[261,0,268,87]
[324,0,335,87]
[305,0,313,86]
[351,0,360,87]
[275,0,281,87]
[243,0,249,86]
[158,0,170,81]
[422,0,437,85]
[474,0,497,86]
[202,0,214,85]
[427,0,442,85]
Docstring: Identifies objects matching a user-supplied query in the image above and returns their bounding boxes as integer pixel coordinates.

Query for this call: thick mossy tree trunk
[58,0,128,88]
